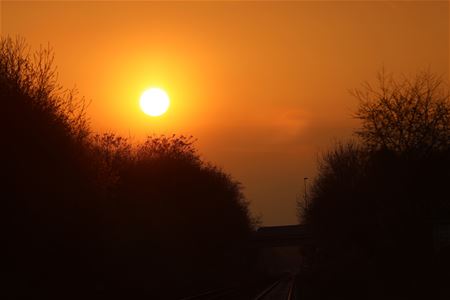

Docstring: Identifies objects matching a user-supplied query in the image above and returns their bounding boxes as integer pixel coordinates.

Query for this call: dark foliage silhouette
[1,36,99,299]
[353,70,450,156]
[90,133,256,297]
[1,36,256,299]
[299,72,450,300]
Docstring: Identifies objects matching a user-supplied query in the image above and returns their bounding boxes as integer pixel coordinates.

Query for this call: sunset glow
[139,88,170,117]
[3,1,447,225]
[3,2,449,297]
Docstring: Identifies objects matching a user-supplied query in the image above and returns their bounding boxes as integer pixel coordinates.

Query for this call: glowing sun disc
[140,88,170,116]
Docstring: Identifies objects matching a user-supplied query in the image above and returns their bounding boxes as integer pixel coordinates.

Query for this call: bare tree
[352,70,450,156]
[299,71,450,299]
[0,36,89,139]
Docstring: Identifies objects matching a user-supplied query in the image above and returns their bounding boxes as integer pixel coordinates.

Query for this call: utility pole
[304,177,308,208]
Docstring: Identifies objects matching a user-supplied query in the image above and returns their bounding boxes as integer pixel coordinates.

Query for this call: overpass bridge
[252,225,312,248]
[252,225,313,276]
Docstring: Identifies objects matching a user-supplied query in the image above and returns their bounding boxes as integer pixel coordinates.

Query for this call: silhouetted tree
[299,71,450,300]
[2,36,257,299]
[0,36,89,139]
[353,70,450,156]
[90,133,257,297]
[1,36,102,299]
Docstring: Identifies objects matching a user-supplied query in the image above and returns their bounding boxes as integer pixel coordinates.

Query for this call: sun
[139,88,170,117]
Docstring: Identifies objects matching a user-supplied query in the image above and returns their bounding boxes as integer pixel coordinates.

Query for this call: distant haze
[2,1,448,225]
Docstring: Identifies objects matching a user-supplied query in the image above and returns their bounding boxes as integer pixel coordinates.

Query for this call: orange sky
[2,1,448,225]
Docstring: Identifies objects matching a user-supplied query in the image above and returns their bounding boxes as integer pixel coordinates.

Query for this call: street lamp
[304,177,308,208]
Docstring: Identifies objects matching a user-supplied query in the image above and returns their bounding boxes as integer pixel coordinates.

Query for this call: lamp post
[304,177,308,208]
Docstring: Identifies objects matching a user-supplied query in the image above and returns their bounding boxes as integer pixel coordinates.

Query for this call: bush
[1,36,256,299]
[300,71,450,300]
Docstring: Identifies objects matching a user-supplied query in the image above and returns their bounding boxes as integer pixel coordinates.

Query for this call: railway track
[253,274,295,300]
[180,274,296,300]
[180,286,243,300]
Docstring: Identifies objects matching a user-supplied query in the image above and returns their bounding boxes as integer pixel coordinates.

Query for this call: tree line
[1,36,257,299]
[299,70,450,300]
